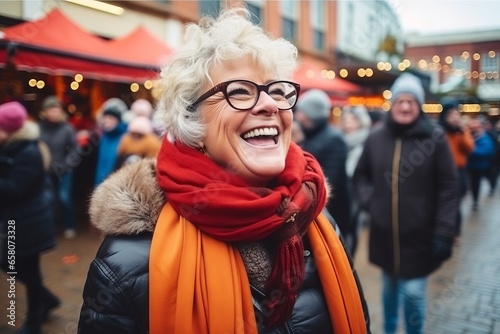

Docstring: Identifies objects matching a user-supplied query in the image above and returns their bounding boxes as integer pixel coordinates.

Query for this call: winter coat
[115,132,161,168]
[444,129,475,168]
[301,123,351,236]
[353,116,458,278]
[0,122,55,260]
[39,119,77,178]
[467,132,495,171]
[78,160,370,334]
[94,123,127,186]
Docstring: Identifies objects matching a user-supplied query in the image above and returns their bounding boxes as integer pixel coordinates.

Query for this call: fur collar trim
[89,159,165,235]
[4,121,40,144]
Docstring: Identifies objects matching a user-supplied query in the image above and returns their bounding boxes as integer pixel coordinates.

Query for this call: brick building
[405,29,500,116]
[1,0,408,113]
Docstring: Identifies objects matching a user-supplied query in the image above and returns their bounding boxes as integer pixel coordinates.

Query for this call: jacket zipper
[283,322,293,334]
[391,138,402,276]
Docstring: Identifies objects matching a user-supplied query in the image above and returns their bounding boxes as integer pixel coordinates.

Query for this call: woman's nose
[250,91,278,115]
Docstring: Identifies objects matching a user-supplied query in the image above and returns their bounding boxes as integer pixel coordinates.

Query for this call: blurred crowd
[0,95,166,333]
[293,87,499,255]
[1,76,499,334]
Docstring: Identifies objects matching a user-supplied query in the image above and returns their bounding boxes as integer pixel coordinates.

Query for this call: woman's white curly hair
[155,7,298,147]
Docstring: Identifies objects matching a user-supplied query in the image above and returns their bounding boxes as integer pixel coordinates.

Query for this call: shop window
[313,30,324,51]
[310,0,326,51]
[452,55,471,83]
[482,52,499,82]
[281,0,297,42]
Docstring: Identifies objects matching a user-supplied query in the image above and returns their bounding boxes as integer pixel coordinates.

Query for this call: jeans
[51,171,76,230]
[382,272,427,334]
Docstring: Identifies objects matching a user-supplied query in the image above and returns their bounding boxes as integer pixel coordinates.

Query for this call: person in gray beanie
[295,89,352,240]
[295,89,331,125]
[390,73,425,106]
[353,73,458,333]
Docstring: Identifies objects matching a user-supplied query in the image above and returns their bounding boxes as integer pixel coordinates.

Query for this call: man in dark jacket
[295,89,351,240]
[39,96,78,239]
[353,73,458,334]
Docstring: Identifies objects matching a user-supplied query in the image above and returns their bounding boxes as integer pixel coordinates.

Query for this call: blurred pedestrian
[0,101,60,334]
[342,105,372,179]
[78,8,369,334]
[38,96,78,239]
[116,116,161,168]
[340,105,372,257]
[438,97,474,239]
[467,118,495,211]
[93,99,127,186]
[295,89,352,240]
[353,73,458,334]
[122,98,155,124]
[484,119,500,196]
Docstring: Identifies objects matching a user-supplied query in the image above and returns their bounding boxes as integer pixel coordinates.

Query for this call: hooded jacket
[353,115,458,278]
[77,159,370,333]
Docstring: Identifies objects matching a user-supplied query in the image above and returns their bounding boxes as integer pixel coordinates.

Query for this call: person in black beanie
[353,73,458,334]
[93,99,127,186]
[438,97,474,239]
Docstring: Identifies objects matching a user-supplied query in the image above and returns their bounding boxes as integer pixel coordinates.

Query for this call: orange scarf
[150,203,366,333]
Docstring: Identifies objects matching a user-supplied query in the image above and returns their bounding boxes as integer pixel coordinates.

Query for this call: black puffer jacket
[0,122,55,260]
[78,160,370,333]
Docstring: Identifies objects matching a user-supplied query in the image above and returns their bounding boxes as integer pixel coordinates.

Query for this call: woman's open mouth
[241,127,279,146]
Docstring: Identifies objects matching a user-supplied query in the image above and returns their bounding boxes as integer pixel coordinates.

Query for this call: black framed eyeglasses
[188,80,301,112]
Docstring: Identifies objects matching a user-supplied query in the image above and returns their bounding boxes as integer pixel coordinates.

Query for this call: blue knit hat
[390,73,425,105]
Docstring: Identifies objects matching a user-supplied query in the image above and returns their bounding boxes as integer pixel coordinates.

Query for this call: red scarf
[156,139,327,325]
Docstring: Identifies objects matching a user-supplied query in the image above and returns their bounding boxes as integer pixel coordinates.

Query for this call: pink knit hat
[0,101,28,133]
[128,116,153,135]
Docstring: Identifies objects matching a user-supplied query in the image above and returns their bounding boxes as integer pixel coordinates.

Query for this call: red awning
[0,8,173,82]
[107,26,173,69]
[293,62,363,96]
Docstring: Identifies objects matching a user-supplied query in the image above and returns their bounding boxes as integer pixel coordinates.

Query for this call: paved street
[1,186,499,334]
[355,188,500,334]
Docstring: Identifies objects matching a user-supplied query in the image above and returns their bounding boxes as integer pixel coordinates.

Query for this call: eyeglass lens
[226,81,298,110]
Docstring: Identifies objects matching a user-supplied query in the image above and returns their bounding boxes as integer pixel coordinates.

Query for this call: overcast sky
[388,0,500,35]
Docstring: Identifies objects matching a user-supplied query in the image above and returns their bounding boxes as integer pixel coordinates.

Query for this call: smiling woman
[78,7,370,334]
